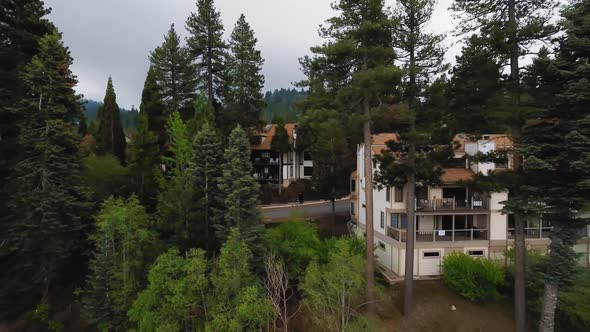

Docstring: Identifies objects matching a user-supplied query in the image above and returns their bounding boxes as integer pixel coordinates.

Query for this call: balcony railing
[387,226,489,242]
[507,227,553,240]
[416,197,489,211]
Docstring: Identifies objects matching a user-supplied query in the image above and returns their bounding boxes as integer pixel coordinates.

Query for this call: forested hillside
[262,88,306,123]
[82,99,138,131]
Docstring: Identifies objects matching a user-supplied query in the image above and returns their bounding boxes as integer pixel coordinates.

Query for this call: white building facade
[351,133,590,277]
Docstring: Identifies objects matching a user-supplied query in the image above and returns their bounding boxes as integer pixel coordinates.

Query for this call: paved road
[262,199,350,222]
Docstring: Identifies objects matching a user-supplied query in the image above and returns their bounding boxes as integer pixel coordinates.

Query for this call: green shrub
[557,271,590,332]
[442,252,505,302]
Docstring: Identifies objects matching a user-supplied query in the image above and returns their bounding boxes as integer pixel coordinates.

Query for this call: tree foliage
[224,14,265,130]
[96,77,127,165]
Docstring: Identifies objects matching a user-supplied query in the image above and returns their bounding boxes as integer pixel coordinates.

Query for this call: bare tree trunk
[514,214,527,332]
[539,283,559,332]
[363,92,376,315]
[404,176,416,316]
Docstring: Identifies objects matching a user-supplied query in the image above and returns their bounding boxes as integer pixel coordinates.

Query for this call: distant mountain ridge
[82,99,138,130]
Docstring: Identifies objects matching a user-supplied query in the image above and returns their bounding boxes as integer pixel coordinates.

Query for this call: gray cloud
[45,0,457,109]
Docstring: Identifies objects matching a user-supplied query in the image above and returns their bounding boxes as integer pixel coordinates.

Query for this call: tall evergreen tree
[140,66,167,154]
[0,0,55,243]
[150,24,197,121]
[186,0,227,120]
[225,14,265,130]
[218,126,265,268]
[270,116,290,194]
[0,32,91,317]
[192,122,224,253]
[301,0,402,312]
[520,1,590,330]
[128,111,159,210]
[387,0,447,315]
[451,1,558,329]
[96,77,127,165]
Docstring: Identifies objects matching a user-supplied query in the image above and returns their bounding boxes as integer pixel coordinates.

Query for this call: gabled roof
[370,133,400,156]
[251,123,297,150]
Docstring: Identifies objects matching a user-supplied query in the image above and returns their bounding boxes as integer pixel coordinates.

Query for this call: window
[380,212,385,229]
[304,166,313,177]
[385,186,391,202]
[289,166,293,177]
[390,213,408,229]
[378,241,386,251]
[351,179,356,193]
[423,251,440,258]
[262,151,270,158]
[350,202,356,215]
[394,187,403,202]
[467,250,485,257]
[303,151,313,161]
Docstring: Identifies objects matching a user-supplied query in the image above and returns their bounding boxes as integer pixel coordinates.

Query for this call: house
[351,133,590,277]
[250,123,314,188]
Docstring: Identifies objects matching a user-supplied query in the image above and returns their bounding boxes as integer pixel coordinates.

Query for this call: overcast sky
[45,0,458,109]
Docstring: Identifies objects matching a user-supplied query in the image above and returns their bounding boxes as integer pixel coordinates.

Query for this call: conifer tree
[225,14,265,130]
[0,0,55,245]
[520,1,590,330]
[81,231,115,331]
[0,32,92,317]
[129,111,159,210]
[96,77,127,165]
[218,126,265,267]
[271,116,290,194]
[140,66,167,154]
[150,25,197,121]
[301,0,402,313]
[192,122,224,253]
[451,1,558,329]
[386,0,447,315]
[186,0,227,120]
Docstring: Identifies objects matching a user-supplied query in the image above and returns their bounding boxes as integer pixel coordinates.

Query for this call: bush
[265,221,321,280]
[442,252,505,302]
[557,271,590,332]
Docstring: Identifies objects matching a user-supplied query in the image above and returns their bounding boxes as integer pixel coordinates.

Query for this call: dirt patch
[383,280,515,332]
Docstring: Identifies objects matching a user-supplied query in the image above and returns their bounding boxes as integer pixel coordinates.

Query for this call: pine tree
[388,0,447,315]
[129,111,159,210]
[192,123,224,253]
[139,66,167,154]
[301,0,402,313]
[520,1,590,330]
[270,116,290,194]
[451,1,559,329]
[186,0,227,120]
[81,231,115,331]
[0,32,92,317]
[225,14,265,130]
[150,24,197,121]
[218,126,265,268]
[96,77,127,165]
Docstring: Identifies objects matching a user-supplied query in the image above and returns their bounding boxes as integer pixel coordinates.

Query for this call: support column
[452,215,455,242]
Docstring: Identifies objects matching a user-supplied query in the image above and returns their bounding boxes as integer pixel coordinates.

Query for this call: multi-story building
[351,133,590,278]
[250,123,314,188]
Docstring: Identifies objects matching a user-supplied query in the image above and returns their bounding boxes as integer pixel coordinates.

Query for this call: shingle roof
[251,123,297,150]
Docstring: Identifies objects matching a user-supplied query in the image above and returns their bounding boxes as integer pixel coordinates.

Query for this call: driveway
[261,198,350,222]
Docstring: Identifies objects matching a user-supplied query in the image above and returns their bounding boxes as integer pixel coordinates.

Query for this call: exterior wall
[489,191,508,240]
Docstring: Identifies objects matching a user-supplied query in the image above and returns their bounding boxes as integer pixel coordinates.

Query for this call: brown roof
[251,123,297,150]
[372,133,400,145]
[441,168,475,184]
